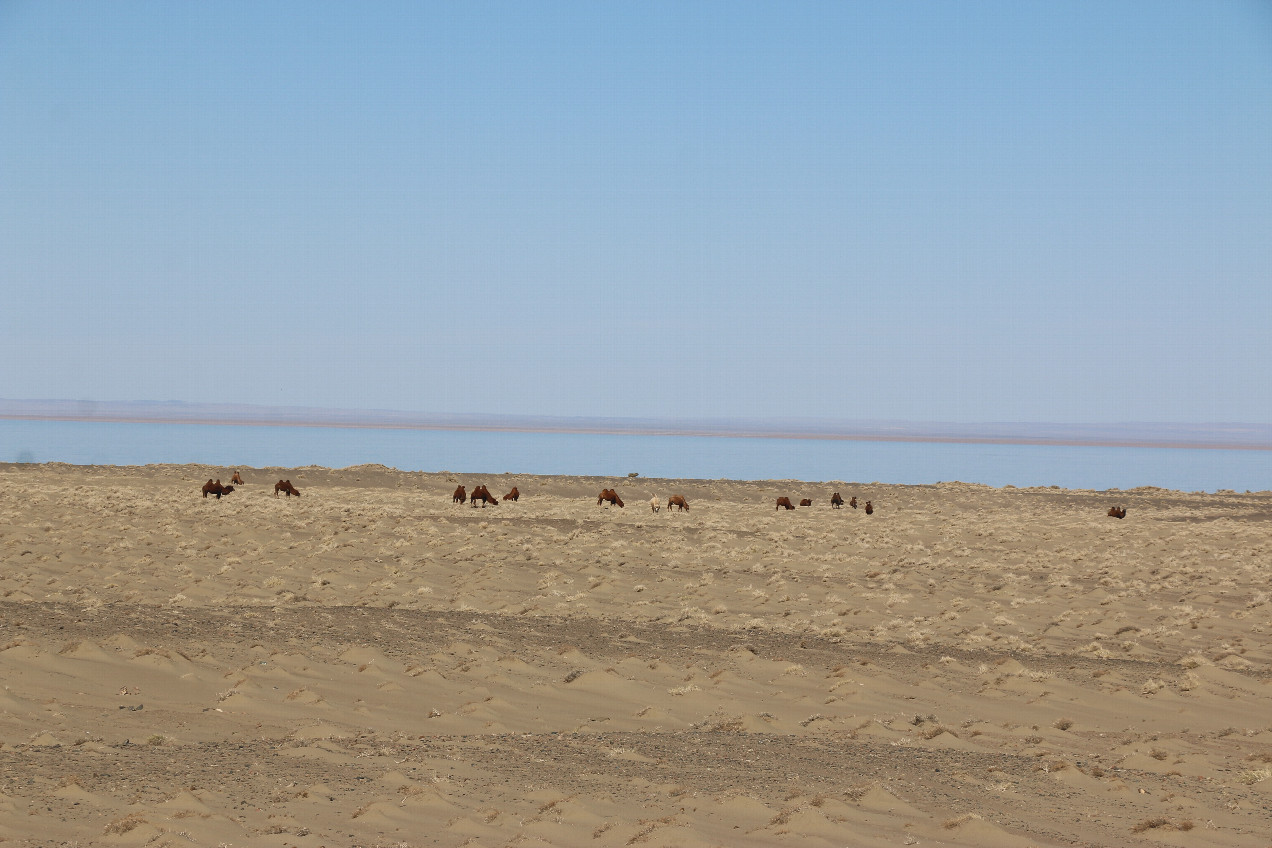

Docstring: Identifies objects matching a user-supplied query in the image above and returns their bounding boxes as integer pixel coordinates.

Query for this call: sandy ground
[0,462,1270,847]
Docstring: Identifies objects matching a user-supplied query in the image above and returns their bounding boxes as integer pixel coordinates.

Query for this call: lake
[2,419,1268,492]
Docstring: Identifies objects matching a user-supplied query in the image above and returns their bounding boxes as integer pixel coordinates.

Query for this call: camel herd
[198,472,1130,520]
[200,473,298,499]
[451,484,518,506]
[198,474,870,515]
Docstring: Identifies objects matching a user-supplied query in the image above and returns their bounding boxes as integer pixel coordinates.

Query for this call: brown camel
[202,479,234,499]
[469,485,498,507]
[775,497,795,511]
[274,479,300,498]
[667,495,689,511]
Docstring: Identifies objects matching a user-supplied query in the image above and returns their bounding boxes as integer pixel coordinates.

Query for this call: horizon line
[3,399,1271,452]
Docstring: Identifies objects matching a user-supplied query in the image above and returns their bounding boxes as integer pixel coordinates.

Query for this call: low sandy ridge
[1,462,1270,846]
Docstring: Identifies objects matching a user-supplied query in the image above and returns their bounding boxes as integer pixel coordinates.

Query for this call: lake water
[2,419,1268,492]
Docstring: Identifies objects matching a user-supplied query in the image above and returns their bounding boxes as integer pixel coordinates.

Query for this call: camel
[452,485,466,504]
[864,501,874,515]
[274,479,300,498]
[598,489,624,508]
[799,498,812,507]
[775,497,794,511]
[667,495,689,511]
[1107,506,1127,519]
[202,479,233,499]
[649,495,660,513]
[469,485,498,507]
[830,493,844,509]
[850,496,858,509]
[230,471,244,485]
[503,487,519,502]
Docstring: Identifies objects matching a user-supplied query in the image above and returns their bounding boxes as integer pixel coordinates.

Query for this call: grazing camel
[864,501,874,515]
[775,497,795,511]
[230,471,244,485]
[274,479,300,498]
[202,479,233,499]
[799,498,812,507]
[667,495,689,512]
[830,493,844,509]
[598,489,624,508]
[469,485,498,507]
[503,487,519,502]
[849,496,858,509]
[1107,506,1127,519]
[649,495,660,513]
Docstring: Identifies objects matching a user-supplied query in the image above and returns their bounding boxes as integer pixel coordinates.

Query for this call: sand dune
[1,462,1270,846]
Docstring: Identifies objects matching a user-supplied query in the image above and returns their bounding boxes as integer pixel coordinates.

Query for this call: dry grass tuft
[103,813,147,834]
[942,813,982,829]
[1237,767,1271,785]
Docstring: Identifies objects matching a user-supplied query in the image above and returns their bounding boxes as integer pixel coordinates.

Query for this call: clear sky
[3,1,1270,425]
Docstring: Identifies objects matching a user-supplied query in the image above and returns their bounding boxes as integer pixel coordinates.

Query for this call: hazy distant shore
[4,398,1270,451]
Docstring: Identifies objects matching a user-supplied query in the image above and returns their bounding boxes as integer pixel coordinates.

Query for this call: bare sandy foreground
[1,463,1270,847]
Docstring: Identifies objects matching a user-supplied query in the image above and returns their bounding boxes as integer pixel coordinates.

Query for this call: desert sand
[1,462,1270,847]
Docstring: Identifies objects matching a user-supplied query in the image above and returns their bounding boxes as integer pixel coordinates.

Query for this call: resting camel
[849,496,858,509]
[503,487,519,502]
[598,489,624,508]
[775,497,794,511]
[799,498,812,507]
[469,485,498,507]
[864,501,874,515]
[274,479,300,498]
[230,471,244,485]
[830,493,844,509]
[667,495,689,511]
[201,479,234,499]
[649,495,660,513]
[1107,506,1127,519]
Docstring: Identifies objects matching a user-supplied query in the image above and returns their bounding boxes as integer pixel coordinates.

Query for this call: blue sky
[3,1,1270,424]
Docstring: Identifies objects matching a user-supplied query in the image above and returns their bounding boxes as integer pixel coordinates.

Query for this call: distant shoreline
[4,411,1270,452]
